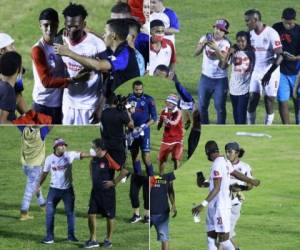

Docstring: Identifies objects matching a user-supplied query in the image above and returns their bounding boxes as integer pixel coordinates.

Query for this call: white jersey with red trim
[62,32,106,109]
[209,156,234,209]
[199,35,230,78]
[32,38,66,107]
[250,26,282,72]
[43,151,81,189]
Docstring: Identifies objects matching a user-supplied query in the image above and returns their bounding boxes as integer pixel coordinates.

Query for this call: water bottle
[192,203,201,223]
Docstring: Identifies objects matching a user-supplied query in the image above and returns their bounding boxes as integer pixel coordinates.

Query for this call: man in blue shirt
[127,80,157,223]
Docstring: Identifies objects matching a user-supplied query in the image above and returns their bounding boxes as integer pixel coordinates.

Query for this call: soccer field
[0,126,149,250]
[164,0,300,124]
[150,125,300,250]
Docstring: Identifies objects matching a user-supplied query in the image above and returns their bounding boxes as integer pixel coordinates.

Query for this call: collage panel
[150,126,300,249]
[0,126,149,249]
[0,0,149,125]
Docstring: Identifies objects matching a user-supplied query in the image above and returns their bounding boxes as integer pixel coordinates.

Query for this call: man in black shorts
[84,138,128,249]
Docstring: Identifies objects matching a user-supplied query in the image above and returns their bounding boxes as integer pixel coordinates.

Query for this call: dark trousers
[32,102,62,124]
[188,129,201,158]
[230,93,249,124]
[129,174,149,210]
[198,74,228,124]
[45,187,75,239]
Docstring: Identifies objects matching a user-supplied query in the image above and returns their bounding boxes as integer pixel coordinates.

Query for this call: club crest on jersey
[141,101,145,106]
[99,163,105,169]
[263,38,268,45]
[214,170,220,177]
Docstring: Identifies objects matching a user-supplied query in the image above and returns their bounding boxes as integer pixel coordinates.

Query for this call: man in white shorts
[59,3,107,125]
[192,140,260,250]
[244,9,283,124]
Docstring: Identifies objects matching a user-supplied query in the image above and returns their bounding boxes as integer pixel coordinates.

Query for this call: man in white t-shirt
[192,140,260,250]
[38,138,91,244]
[194,19,231,124]
[244,9,283,125]
[59,3,107,125]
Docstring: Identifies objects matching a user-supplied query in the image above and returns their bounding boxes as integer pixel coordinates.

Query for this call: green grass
[0,126,148,250]
[150,125,300,249]
[165,0,300,124]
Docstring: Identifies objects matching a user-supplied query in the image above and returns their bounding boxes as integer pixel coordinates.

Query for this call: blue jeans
[230,93,249,124]
[198,74,228,124]
[21,165,45,212]
[150,213,169,242]
[45,187,75,239]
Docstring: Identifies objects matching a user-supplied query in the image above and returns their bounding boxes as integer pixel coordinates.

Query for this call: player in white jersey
[244,9,283,125]
[32,8,90,124]
[58,3,107,125]
[38,138,91,244]
[192,141,260,250]
[225,142,254,250]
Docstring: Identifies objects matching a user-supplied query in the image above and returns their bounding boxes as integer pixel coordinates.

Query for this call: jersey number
[217,217,223,225]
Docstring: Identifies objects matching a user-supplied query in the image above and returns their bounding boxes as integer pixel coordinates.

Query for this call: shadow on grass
[0,202,88,218]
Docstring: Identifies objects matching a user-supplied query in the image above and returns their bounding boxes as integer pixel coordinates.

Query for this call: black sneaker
[83,240,99,248]
[100,239,112,248]
[42,236,54,244]
[129,213,142,223]
[67,235,79,242]
[143,215,150,223]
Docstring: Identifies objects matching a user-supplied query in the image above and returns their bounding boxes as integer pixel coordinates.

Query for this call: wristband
[201,200,208,207]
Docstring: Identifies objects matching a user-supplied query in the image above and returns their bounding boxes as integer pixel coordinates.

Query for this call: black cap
[92,138,106,150]
[282,8,296,20]
[225,142,240,151]
[205,140,219,155]
[150,19,164,29]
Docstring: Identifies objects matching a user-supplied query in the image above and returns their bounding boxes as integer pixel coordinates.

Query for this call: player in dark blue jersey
[127,80,157,223]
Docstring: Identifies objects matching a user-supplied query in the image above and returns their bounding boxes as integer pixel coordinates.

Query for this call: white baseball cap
[0,33,14,49]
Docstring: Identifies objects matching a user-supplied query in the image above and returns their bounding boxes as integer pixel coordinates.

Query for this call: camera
[206,33,213,42]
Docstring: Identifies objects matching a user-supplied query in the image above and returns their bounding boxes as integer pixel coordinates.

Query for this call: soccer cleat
[143,215,150,223]
[20,213,34,221]
[101,239,112,248]
[83,240,99,248]
[129,213,142,223]
[42,236,54,244]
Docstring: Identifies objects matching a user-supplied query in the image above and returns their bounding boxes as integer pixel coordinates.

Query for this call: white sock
[264,113,274,125]
[220,240,235,250]
[247,111,256,124]
[207,237,217,250]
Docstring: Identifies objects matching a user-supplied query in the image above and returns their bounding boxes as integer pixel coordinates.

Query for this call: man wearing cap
[244,9,283,125]
[84,138,128,249]
[0,33,28,116]
[157,94,183,174]
[272,8,300,124]
[192,140,260,250]
[38,138,91,244]
[149,19,176,76]
[0,51,22,123]
[225,142,254,250]
[194,19,230,124]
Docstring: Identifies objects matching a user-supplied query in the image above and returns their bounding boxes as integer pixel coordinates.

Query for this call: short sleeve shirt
[43,151,81,189]
[0,80,16,121]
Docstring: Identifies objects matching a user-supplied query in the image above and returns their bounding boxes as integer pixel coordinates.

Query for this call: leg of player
[292,96,300,124]
[62,187,77,241]
[264,95,275,125]
[142,176,150,223]
[142,151,154,176]
[106,218,114,242]
[247,92,260,124]
[207,231,218,250]
[88,214,97,241]
[218,232,235,250]
[278,101,290,124]
[129,175,142,223]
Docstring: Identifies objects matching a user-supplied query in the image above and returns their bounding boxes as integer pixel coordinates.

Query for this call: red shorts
[158,142,183,162]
